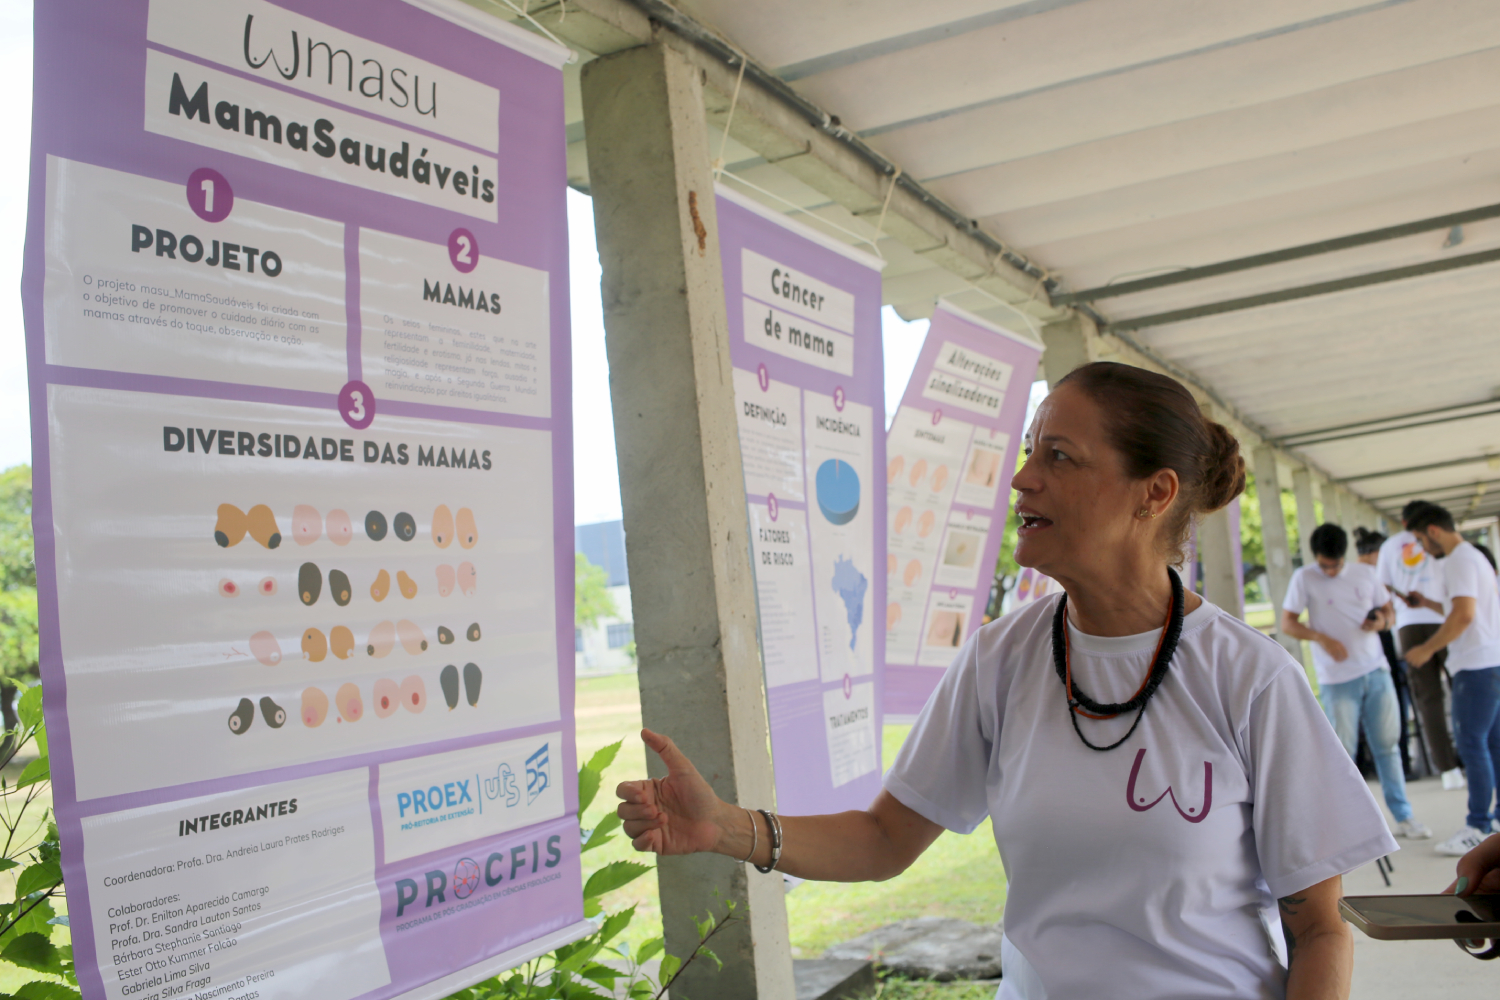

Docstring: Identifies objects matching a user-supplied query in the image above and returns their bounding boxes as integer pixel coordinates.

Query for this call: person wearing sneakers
[1379,500,1465,791]
[1402,503,1500,857]
[1282,523,1432,841]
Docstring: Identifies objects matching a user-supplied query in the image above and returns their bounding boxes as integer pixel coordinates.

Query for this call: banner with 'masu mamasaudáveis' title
[716,185,887,816]
[884,303,1040,720]
[25,2,584,998]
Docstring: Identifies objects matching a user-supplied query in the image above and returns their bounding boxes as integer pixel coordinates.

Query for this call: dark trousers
[1398,623,1460,772]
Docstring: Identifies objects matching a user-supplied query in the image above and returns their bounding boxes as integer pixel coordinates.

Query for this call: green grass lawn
[574,675,1008,959]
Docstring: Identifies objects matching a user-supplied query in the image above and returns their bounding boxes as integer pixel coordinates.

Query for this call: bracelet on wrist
[754,809,782,874]
[736,808,758,865]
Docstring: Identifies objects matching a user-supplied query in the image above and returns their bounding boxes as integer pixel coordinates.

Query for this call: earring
[1137,507,1155,519]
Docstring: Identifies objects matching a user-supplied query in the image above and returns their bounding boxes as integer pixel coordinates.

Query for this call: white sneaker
[1395,818,1432,839]
[1436,827,1490,856]
[1442,767,1468,791]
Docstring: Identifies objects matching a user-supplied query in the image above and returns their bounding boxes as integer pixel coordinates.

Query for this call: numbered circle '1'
[339,381,376,431]
[187,167,233,223]
[449,228,478,274]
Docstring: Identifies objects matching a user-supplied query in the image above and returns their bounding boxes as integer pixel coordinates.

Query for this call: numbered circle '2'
[449,228,479,274]
[187,168,233,223]
[339,380,376,431]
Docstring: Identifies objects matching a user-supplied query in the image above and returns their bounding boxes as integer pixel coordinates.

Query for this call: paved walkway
[1346,774,1494,998]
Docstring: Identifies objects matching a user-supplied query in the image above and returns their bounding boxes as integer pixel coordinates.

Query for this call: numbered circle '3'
[187,167,233,223]
[449,228,479,274]
[339,380,376,431]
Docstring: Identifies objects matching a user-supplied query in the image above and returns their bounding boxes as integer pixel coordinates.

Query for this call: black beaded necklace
[1050,567,1186,752]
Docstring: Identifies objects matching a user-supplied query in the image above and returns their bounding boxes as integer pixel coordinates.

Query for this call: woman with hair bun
[616,362,1395,999]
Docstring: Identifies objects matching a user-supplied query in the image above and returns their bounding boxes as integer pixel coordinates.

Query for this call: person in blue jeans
[1402,503,1500,856]
[1282,523,1432,839]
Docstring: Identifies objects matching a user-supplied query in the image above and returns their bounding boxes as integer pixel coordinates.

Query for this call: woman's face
[1011,384,1170,577]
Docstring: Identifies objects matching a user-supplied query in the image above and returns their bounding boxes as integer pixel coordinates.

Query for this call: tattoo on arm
[1278,895,1306,966]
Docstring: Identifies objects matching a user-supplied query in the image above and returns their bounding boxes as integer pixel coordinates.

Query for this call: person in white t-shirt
[616,362,1395,1000]
[1401,503,1500,857]
[1377,500,1463,789]
[1281,523,1430,839]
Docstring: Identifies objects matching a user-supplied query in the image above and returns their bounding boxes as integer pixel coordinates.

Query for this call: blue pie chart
[815,459,861,525]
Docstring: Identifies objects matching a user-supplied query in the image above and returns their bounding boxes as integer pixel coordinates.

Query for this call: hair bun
[1200,421,1246,513]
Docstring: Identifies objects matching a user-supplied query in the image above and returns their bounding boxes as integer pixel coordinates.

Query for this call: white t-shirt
[1441,541,1500,672]
[1376,531,1446,629]
[1281,563,1390,686]
[886,595,1395,1000]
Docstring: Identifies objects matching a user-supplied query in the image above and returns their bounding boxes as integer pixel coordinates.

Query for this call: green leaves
[581,813,621,854]
[14,860,61,900]
[1,933,63,976]
[576,739,622,815]
[15,757,47,790]
[9,982,83,1000]
[16,685,41,731]
[582,861,650,903]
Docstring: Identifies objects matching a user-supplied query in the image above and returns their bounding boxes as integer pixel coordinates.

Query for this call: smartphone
[1365,608,1381,622]
[1340,894,1500,941]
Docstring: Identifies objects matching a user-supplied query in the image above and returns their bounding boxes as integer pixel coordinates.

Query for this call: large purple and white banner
[884,303,1040,720]
[24,2,585,998]
[716,186,886,816]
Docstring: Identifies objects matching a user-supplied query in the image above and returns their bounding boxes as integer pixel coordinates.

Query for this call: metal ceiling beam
[1341,453,1499,484]
[1367,478,1500,505]
[1103,247,1500,333]
[1056,201,1500,305]
[1277,400,1500,448]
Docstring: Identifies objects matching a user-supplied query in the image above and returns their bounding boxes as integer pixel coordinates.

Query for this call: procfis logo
[392,834,563,920]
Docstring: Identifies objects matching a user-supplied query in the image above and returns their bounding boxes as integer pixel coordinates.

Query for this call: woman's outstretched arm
[616,728,944,882]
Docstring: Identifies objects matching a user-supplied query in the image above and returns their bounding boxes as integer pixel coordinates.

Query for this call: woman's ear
[1144,468,1180,516]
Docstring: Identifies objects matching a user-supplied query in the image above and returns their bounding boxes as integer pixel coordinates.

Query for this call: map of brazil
[831,556,868,650]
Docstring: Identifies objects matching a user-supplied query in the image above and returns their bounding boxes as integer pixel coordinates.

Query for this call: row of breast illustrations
[214,504,479,549]
[247,620,481,665]
[228,664,482,734]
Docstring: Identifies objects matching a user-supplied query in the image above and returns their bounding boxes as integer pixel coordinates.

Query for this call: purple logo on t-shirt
[1126,748,1212,823]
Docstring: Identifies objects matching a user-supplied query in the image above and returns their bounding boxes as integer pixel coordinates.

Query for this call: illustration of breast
[903,559,922,587]
[246,505,281,549]
[466,623,481,642]
[432,505,454,548]
[292,505,322,546]
[367,621,396,657]
[457,561,476,595]
[330,625,355,660]
[326,509,352,546]
[439,664,460,709]
[893,506,912,534]
[370,569,391,602]
[908,459,928,487]
[298,563,322,606]
[888,554,898,575]
[228,698,254,735]
[397,619,428,654]
[250,631,282,666]
[393,512,416,541]
[214,504,248,547]
[1016,567,1033,600]
[917,510,936,537]
[258,577,277,597]
[365,510,388,541]
[438,626,455,645]
[259,696,286,728]
[372,678,400,719]
[329,570,352,607]
[1033,577,1051,598]
[397,571,418,599]
[887,456,905,485]
[399,675,427,713]
[930,465,949,492]
[300,688,328,727]
[456,508,478,549]
[436,564,455,597]
[886,603,902,630]
[336,682,363,722]
[1401,542,1425,568]
[218,579,239,598]
[463,663,482,706]
[301,627,327,662]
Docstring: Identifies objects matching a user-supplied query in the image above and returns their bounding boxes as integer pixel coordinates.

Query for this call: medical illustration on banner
[883,304,1041,720]
[718,185,886,813]
[25,2,583,998]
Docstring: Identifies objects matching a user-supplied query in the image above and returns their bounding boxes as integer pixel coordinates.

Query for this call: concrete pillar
[581,42,794,1000]
[1040,315,1097,388]
[1291,467,1318,568]
[1199,504,1245,618]
[1251,447,1299,655]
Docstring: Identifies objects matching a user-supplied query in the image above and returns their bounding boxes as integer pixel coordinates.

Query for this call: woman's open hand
[616,728,732,856]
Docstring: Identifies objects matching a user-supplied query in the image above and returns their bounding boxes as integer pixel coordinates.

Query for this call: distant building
[575,519,634,673]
